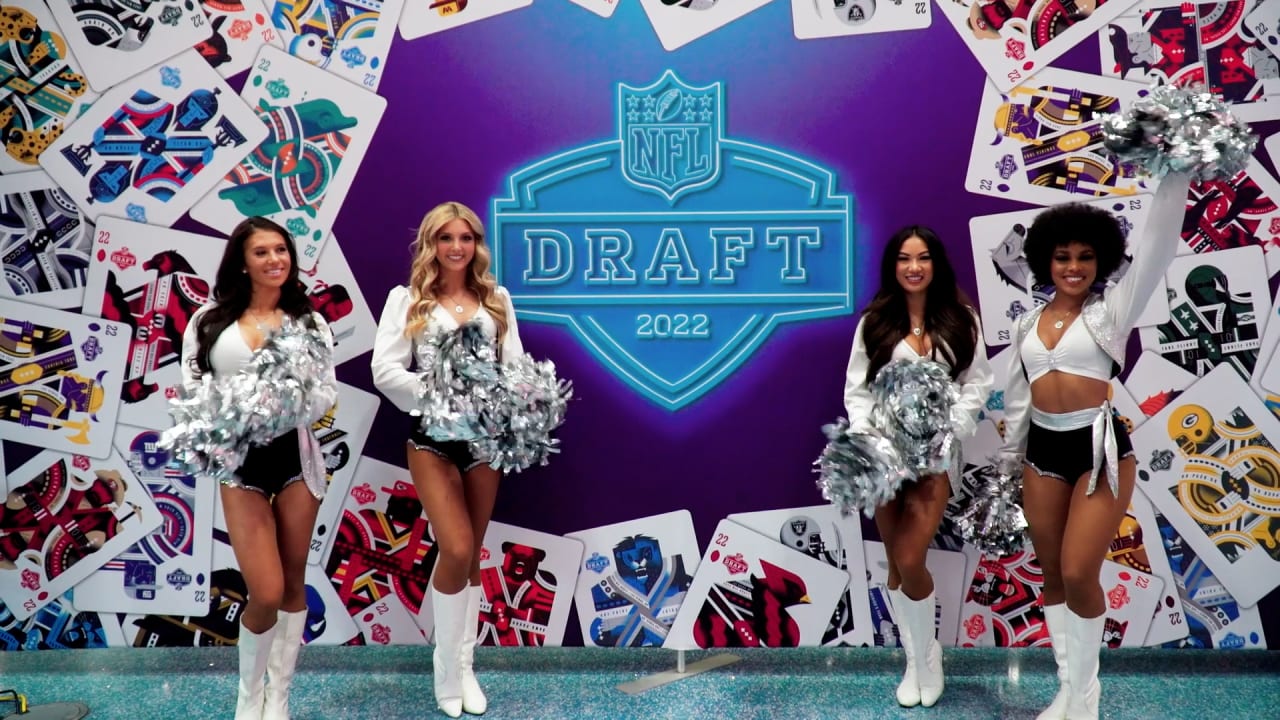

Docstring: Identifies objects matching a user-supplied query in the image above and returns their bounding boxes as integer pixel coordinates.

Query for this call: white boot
[1036,604,1070,720]
[460,585,488,715]
[888,589,920,707]
[897,590,944,708]
[235,621,277,720]
[1064,610,1104,720]
[432,587,468,718]
[263,609,307,720]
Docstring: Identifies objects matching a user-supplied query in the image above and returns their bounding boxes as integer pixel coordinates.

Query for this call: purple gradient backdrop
[320,2,1279,645]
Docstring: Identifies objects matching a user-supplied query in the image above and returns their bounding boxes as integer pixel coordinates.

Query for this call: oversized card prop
[1151,508,1268,648]
[0,171,94,310]
[189,45,386,271]
[1179,157,1280,276]
[1111,490,1188,645]
[39,49,268,227]
[474,520,583,647]
[637,0,774,51]
[0,449,159,620]
[966,68,1153,206]
[1125,350,1197,419]
[70,424,216,616]
[300,235,377,366]
[864,541,967,647]
[1103,0,1280,122]
[81,217,224,428]
[0,297,130,457]
[1251,287,1280,396]
[47,0,214,92]
[0,593,123,650]
[728,504,874,647]
[0,1,97,175]
[936,0,1144,92]
[322,456,434,644]
[567,510,700,648]
[115,525,357,647]
[1139,245,1268,381]
[397,0,533,40]
[1131,363,1280,607]
[664,518,848,649]
[792,0,932,38]
[568,0,622,18]
[307,382,379,566]
[267,0,405,91]
[198,0,285,79]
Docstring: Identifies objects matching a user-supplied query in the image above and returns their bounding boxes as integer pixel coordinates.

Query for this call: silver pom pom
[412,322,500,441]
[870,359,960,476]
[952,462,1028,556]
[469,354,573,473]
[160,316,333,482]
[814,418,912,518]
[1101,84,1257,180]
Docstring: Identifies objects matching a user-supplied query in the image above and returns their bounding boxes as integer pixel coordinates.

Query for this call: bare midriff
[1029,372,1110,414]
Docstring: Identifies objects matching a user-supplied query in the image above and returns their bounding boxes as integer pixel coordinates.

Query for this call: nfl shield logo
[618,70,722,203]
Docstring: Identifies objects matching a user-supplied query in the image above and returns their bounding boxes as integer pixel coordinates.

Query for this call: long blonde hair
[404,201,508,339]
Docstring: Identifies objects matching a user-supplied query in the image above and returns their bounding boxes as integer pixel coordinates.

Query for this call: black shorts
[229,429,304,497]
[1025,415,1134,484]
[408,425,487,473]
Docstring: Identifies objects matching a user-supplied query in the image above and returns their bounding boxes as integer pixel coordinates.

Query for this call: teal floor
[2,647,1277,720]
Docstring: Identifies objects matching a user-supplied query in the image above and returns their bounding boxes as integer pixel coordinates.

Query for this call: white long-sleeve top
[180,305,338,498]
[371,285,523,415]
[843,310,994,441]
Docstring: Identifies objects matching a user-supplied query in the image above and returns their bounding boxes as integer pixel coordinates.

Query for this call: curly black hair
[1024,203,1127,288]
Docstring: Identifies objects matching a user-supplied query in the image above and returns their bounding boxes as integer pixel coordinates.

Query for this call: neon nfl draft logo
[491,71,855,409]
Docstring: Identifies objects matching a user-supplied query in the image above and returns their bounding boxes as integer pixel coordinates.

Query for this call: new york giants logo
[492,70,855,409]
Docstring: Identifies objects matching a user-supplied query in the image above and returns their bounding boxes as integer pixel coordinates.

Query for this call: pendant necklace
[248,308,276,330]
[1052,307,1076,330]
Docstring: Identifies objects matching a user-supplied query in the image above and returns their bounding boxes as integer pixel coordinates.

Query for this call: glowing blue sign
[492,70,855,409]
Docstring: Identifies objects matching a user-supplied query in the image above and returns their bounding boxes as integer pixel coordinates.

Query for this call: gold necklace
[1050,305,1077,330]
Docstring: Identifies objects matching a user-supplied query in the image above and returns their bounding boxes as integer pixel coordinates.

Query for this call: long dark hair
[192,216,314,374]
[861,226,978,383]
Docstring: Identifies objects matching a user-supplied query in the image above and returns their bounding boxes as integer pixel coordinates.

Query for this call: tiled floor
[3,646,1277,719]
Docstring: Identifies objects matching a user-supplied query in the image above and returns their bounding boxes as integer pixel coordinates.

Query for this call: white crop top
[1019,317,1115,384]
[371,285,523,414]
